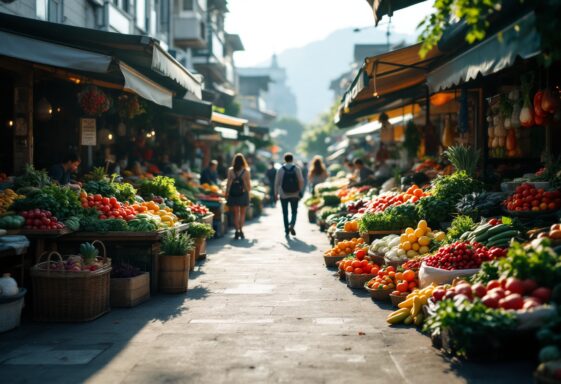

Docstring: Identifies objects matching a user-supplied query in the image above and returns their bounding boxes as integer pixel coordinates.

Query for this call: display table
[6,229,72,264]
[57,224,189,293]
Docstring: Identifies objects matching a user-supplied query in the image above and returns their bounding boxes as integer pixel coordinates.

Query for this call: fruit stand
[310,143,561,377]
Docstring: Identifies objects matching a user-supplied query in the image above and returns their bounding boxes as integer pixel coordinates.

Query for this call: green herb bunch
[359,204,418,232]
[13,184,82,219]
[139,176,179,200]
[444,145,480,178]
[446,215,475,243]
[431,171,484,205]
[13,164,51,191]
[415,196,453,227]
[161,230,194,255]
[187,223,215,239]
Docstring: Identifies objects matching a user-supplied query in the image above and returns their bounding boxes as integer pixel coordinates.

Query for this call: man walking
[275,153,304,237]
[265,161,277,207]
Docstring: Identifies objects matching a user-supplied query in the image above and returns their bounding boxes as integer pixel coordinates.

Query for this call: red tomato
[94,194,102,201]
[101,197,110,205]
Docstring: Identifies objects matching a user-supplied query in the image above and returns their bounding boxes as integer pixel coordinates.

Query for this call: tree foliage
[273,117,305,153]
[298,102,338,157]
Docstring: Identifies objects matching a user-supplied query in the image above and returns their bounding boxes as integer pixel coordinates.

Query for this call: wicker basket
[338,269,346,280]
[345,272,376,289]
[367,250,385,266]
[324,255,345,268]
[390,293,407,307]
[31,241,111,322]
[364,285,392,301]
[385,259,406,269]
[334,231,359,244]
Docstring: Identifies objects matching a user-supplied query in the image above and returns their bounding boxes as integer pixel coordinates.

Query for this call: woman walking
[226,153,251,240]
[308,156,328,195]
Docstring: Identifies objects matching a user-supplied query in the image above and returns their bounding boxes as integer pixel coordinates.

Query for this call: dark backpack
[282,166,300,193]
[229,170,245,197]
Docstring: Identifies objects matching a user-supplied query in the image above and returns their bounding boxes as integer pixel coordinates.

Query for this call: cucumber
[486,224,511,237]
[486,238,511,248]
[460,231,471,241]
[472,223,492,237]
[486,230,520,244]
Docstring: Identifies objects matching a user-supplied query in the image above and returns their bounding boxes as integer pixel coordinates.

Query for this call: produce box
[110,272,150,308]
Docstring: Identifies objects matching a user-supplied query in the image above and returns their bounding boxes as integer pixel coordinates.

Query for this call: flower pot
[159,254,189,293]
[194,238,207,261]
[110,272,150,307]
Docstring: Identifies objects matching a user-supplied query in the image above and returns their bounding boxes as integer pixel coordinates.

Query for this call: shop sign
[80,118,97,146]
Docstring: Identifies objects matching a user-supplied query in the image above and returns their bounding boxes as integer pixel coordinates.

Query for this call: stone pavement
[0,206,534,383]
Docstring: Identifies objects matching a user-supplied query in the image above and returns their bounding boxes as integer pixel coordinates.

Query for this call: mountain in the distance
[266,27,413,124]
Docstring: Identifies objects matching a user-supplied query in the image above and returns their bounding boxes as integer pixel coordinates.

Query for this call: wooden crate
[110,272,150,308]
[159,254,189,293]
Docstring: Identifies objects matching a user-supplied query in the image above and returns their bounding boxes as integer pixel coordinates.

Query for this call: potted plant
[159,230,194,293]
[187,223,215,261]
[110,263,150,308]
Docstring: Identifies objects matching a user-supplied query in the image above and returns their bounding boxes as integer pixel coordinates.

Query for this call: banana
[414,313,424,326]
[386,308,410,324]
[398,298,414,309]
[403,315,414,325]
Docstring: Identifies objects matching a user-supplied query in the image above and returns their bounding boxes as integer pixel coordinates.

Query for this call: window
[183,0,194,11]
[200,21,206,40]
[113,0,130,13]
[36,0,48,20]
[48,0,64,23]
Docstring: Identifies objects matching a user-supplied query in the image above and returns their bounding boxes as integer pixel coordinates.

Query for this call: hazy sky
[225,0,435,67]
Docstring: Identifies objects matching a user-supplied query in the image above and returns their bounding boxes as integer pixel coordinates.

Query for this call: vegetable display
[0,215,25,229]
[0,189,25,215]
[12,185,82,220]
[80,192,137,221]
[460,217,524,248]
[423,242,506,270]
[502,183,561,213]
[358,204,418,232]
[20,209,64,230]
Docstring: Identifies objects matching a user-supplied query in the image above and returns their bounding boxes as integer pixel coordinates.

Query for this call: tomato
[101,197,110,205]
[94,194,102,201]
[109,197,118,205]
[125,214,135,221]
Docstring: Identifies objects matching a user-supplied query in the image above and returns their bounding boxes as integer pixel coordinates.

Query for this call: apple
[500,293,524,310]
[472,283,487,298]
[444,290,456,300]
[487,280,501,290]
[505,278,524,295]
[432,288,446,302]
[488,287,506,299]
[499,276,508,288]
[532,287,552,303]
[522,279,538,294]
[481,295,499,308]
[455,284,473,299]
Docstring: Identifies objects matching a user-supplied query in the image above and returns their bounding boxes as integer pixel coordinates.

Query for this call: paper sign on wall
[80,118,97,146]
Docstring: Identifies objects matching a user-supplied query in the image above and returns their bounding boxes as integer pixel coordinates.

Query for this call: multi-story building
[237,70,276,126]
[238,55,298,119]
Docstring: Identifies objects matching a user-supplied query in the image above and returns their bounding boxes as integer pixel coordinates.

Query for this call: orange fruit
[403,270,416,282]
[345,266,354,273]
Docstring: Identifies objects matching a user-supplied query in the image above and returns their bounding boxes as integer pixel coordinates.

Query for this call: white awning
[120,62,173,108]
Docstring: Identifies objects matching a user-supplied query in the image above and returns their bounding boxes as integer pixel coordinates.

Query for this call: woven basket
[324,255,345,268]
[367,250,385,266]
[334,231,359,244]
[31,240,111,322]
[364,285,392,301]
[390,293,407,307]
[338,269,346,280]
[345,272,376,289]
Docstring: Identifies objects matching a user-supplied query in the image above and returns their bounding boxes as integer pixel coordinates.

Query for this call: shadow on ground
[281,237,317,253]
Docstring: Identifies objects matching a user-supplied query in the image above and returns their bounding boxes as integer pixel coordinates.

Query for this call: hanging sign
[80,118,97,146]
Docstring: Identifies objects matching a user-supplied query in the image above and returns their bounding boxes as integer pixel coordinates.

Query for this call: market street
[0,206,533,383]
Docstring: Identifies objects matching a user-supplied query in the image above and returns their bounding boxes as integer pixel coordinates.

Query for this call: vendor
[48,153,81,188]
[200,160,219,185]
[352,158,374,184]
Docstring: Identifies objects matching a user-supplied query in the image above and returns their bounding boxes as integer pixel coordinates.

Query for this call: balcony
[173,15,206,48]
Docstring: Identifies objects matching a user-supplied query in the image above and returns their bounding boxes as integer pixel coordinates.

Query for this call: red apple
[481,295,499,308]
[488,287,506,299]
[455,284,473,299]
[522,279,538,294]
[505,278,524,295]
[532,287,552,303]
[472,283,487,298]
[500,293,524,310]
[523,297,541,310]
[432,288,446,302]
[487,280,501,290]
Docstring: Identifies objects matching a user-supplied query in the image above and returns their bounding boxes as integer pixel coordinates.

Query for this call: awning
[326,148,348,162]
[328,138,350,153]
[214,127,239,140]
[171,97,213,120]
[427,12,540,92]
[119,62,173,108]
[0,30,112,73]
[367,0,426,26]
[0,12,202,100]
[211,112,248,130]
[345,114,412,137]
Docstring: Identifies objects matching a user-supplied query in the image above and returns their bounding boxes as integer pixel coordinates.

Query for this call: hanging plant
[117,94,146,120]
[77,85,112,117]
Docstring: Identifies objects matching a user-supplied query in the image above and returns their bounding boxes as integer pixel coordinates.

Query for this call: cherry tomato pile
[20,209,64,230]
[503,183,561,212]
[401,258,422,271]
[338,249,380,275]
[366,266,418,294]
[423,242,506,270]
[365,185,428,213]
[190,204,210,216]
[345,199,368,214]
[80,193,137,221]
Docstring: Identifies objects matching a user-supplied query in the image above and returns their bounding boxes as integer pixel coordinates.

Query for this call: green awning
[171,98,213,120]
[427,12,541,92]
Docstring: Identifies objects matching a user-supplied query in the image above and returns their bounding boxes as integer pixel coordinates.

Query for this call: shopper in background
[265,161,277,207]
[308,156,328,195]
[353,158,374,184]
[225,153,251,240]
[301,161,309,196]
[200,160,219,185]
[275,153,304,237]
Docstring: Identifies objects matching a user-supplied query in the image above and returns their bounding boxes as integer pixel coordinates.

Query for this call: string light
[108,133,113,140]
[8,120,13,127]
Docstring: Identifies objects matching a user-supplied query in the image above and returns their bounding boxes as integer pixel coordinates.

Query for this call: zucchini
[486,238,510,248]
[486,230,520,244]
[472,223,492,237]
[486,224,511,237]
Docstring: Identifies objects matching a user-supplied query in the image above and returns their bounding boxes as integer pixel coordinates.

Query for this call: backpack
[282,166,300,193]
[229,170,245,197]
